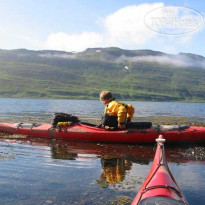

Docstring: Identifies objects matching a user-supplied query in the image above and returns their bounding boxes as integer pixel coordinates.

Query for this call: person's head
[100,91,113,105]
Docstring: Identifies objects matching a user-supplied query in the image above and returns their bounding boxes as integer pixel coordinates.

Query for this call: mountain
[0,47,205,102]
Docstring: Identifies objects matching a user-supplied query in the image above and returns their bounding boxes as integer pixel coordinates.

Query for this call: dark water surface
[0,98,205,204]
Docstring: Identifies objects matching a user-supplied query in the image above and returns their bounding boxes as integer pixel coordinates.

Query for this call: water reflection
[1,136,205,185]
[50,141,78,160]
[100,157,132,184]
[1,136,205,204]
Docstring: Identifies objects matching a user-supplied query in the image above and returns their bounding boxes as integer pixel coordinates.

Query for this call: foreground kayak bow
[132,135,189,205]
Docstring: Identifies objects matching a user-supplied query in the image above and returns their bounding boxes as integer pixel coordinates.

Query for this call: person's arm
[117,105,127,129]
[127,104,135,121]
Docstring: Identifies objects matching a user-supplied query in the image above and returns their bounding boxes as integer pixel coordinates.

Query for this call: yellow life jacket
[104,100,135,124]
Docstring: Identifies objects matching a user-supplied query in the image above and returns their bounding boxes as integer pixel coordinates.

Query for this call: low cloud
[116,55,205,68]
[38,53,76,59]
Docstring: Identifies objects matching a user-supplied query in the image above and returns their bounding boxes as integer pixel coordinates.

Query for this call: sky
[0,0,205,56]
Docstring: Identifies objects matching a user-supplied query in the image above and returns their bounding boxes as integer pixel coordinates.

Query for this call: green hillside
[0,48,205,102]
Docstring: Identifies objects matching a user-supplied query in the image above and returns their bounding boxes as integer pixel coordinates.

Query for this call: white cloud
[45,32,104,52]
[43,3,203,52]
[44,3,164,52]
[103,3,164,46]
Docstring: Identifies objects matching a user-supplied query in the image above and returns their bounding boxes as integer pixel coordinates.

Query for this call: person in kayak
[100,91,135,130]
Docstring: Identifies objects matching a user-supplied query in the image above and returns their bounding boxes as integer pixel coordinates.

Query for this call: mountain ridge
[0,47,204,102]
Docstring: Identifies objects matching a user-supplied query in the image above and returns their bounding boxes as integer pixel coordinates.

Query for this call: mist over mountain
[0,47,204,101]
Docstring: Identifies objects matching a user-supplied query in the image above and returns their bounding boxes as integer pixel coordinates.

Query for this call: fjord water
[0,98,204,120]
[0,98,205,205]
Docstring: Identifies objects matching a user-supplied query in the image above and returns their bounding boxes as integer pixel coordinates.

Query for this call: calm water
[0,98,205,205]
[0,98,204,120]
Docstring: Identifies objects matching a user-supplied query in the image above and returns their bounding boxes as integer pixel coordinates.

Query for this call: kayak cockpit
[14,123,43,128]
[138,196,186,205]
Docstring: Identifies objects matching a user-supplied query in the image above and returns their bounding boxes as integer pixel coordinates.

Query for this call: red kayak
[0,121,205,144]
[132,135,189,205]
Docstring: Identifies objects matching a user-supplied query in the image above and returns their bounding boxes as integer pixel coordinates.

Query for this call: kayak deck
[132,135,189,204]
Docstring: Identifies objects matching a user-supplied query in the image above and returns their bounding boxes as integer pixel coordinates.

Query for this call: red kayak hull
[132,136,188,204]
[0,122,205,144]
